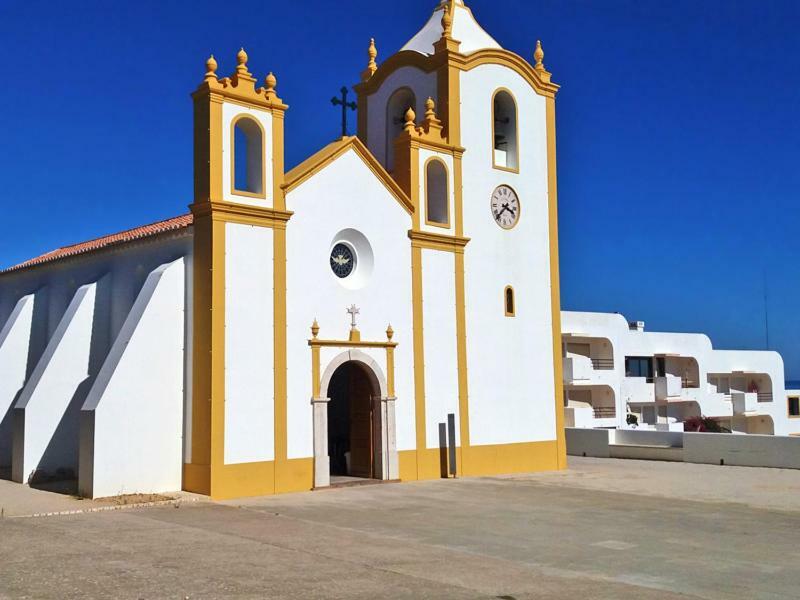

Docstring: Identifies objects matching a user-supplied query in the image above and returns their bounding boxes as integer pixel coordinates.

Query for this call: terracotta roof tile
[2,214,194,274]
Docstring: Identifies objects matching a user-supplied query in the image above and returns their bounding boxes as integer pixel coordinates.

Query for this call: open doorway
[327,361,380,479]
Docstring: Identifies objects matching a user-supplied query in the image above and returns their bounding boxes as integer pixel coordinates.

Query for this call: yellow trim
[272,110,286,210]
[491,184,521,231]
[410,245,427,479]
[408,229,469,253]
[491,88,520,174]
[423,157,451,228]
[229,114,267,200]
[454,251,470,474]
[504,285,516,317]
[398,441,561,481]
[546,95,567,470]
[283,136,414,215]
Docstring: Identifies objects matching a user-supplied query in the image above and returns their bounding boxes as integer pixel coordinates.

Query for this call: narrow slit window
[493,90,518,171]
[425,159,449,226]
[233,116,264,195]
[504,286,515,317]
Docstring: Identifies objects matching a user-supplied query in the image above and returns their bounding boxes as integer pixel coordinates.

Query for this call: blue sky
[1,0,798,377]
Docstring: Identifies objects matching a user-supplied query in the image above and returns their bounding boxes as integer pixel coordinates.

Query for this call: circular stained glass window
[330,243,356,278]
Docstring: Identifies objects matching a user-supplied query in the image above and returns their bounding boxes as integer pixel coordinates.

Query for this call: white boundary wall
[567,428,800,470]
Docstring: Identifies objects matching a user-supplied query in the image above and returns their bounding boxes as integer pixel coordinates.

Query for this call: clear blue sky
[1,0,798,377]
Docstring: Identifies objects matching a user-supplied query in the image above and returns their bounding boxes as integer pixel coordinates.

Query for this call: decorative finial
[367,38,378,73]
[205,55,218,79]
[265,72,277,92]
[236,47,249,75]
[441,3,453,38]
[425,97,436,120]
[534,40,545,71]
[404,106,416,129]
[311,318,320,339]
[386,324,394,341]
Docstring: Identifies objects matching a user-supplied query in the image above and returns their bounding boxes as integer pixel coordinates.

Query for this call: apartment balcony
[655,375,682,401]
[732,392,758,415]
[563,355,593,383]
[622,377,655,404]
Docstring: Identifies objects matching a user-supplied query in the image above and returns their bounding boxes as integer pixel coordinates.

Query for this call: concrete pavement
[1,457,799,598]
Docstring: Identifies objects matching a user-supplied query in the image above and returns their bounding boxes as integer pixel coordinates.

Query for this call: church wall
[421,249,460,448]
[459,64,558,447]
[285,149,415,459]
[0,295,34,468]
[223,223,275,464]
[79,258,185,498]
[12,281,100,483]
[0,233,192,483]
[365,66,437,169]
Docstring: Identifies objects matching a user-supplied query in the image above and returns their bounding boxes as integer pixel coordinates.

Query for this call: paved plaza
[1,457,799,599]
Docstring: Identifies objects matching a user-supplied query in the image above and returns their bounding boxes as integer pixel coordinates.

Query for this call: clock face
[491,185,521,230]
[330,243,356,278]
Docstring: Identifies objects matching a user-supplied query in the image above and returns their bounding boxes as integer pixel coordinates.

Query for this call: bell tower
[187,50,297,499]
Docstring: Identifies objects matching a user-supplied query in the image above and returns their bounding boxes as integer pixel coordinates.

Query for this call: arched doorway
[327,361,380,478]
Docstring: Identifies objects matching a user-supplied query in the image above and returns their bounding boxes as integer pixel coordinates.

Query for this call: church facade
[0,0,566,499]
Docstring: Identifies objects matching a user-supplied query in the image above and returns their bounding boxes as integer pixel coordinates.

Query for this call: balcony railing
[591,358,614,370]
[757,392,773,403]
[593,406,616,419]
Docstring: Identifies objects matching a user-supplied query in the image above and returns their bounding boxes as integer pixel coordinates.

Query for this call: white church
[0,0,567,499]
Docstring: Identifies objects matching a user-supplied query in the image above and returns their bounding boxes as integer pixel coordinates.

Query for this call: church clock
[491,185,521,230]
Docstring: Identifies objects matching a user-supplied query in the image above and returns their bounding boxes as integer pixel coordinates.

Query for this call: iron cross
[347,304,360,329]
[331,86,357,137]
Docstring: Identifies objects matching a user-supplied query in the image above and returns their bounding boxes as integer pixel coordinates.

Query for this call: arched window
[493,90,518,171]
[504,286,515,317]
[232,116,264,196]
[385,87,416,171]
[425,159,449,227]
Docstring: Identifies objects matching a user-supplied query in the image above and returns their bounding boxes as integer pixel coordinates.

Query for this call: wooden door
[348,369,373,478]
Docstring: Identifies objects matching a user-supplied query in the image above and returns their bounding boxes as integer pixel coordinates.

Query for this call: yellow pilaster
[546,95,567,470]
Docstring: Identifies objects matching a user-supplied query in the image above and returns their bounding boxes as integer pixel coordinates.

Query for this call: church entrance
[327,361,378,478]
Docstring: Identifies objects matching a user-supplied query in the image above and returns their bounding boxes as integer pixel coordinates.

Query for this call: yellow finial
[236,47,250,75]
[205,55,218,79]
[425,97,436,119]
[265,72,277,91]
[367,38,378,74]
[534,40,545,71]
[386,324,394,341]
[404,106,416,129]
[441,2,453,38]
[311,318,320,339]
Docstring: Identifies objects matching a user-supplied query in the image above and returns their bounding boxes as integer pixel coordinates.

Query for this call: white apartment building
[561,311,800,437]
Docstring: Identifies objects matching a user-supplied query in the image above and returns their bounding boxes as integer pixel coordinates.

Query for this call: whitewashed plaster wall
[224,223,275,465]
[0,295,34,468]
[0,233,192,482]
[79,258,186,498]
[285,148,414,459]
[460,64,557,445]
[421,249,460,448]
[12,282,100,483]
